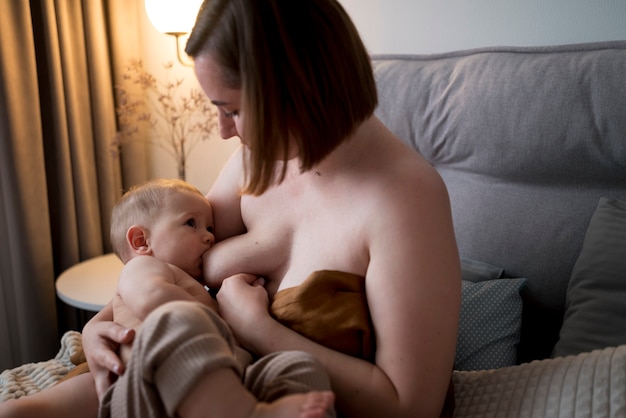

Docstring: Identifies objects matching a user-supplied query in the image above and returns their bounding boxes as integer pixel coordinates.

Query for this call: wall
[338,0,626,54]
[139,1,626,192]
[138,8,239,195]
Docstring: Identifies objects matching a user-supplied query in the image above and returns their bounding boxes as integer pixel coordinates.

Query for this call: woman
[84,0,461,417]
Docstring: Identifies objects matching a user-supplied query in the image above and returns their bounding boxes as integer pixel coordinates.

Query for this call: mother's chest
[240,192,369,290]
[241,189,358,247]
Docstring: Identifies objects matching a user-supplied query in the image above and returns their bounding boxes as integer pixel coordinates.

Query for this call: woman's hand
[216,273,268,349]
[82,308,135,399]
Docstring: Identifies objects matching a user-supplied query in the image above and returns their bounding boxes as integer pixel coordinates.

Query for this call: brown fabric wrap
[270,270,375,362]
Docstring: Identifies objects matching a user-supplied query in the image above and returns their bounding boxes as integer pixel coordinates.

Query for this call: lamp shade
[145,0,203,34]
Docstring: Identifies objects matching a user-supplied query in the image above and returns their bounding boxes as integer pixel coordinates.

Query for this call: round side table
[55,253,123,312]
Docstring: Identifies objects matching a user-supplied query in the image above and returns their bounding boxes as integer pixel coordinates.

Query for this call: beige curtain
[0,0,145,371]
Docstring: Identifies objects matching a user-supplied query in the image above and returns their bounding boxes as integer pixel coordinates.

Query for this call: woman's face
[194,54,245,142]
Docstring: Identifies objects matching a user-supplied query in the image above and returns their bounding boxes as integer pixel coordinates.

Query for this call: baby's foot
[253,391,335,418]
[298,391,335,418]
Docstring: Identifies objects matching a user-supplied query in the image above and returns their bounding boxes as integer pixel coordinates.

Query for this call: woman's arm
[203,146,250,287]
[206,145,246,242]
[82,302,135,399]
[358,169,461,417]
[217,166,461,418]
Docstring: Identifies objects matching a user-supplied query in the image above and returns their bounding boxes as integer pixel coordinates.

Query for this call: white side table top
[55,253,123,312]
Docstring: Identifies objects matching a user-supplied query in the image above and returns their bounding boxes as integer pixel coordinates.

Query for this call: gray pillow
[456,277,526,370]
[460,257,504,283]
[552,198,626,357]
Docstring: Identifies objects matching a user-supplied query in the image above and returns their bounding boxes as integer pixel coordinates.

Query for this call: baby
[0,178,334,418]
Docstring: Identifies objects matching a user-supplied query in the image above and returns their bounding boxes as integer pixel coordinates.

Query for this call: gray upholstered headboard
[372,41,626,362]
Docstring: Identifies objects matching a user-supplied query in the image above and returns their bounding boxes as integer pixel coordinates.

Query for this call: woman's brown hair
[186,0,378,195]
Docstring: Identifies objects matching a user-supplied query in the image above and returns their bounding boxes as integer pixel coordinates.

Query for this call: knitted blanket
[453,345,626,417]
[0,331,83,402]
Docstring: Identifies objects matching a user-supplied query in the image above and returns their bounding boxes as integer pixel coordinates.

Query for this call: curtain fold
[0,0,58,370]
[36,0,119,269]
[0,0,129,370]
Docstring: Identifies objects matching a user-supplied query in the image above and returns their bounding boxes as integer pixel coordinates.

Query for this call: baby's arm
[117,256,214,321]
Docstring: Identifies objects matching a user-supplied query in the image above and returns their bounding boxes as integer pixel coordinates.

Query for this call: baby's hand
[243,274,265,287]
[217,274,270,346]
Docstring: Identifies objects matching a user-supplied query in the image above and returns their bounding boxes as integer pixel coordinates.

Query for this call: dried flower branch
[112,59,218,180]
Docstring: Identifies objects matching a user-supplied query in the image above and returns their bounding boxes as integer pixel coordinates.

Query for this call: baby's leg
[255,391,335,418]
[104,301,335,418]
[245,351,336,418]
[256,391,334,418]
[104,301,244,417]
[0,372,97,418]
[177,366,334,418]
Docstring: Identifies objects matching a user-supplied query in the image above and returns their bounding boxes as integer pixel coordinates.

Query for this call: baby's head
[110,179,213,267]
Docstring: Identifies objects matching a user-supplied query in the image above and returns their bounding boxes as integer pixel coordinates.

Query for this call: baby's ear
[127,226,151,255]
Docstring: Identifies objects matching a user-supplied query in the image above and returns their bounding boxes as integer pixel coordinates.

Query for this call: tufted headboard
[372,41,626,362]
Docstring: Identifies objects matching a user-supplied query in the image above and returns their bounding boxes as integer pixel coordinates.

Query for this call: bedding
[4,331,625,418]
[453,345,626,417]
[0,331,83,402]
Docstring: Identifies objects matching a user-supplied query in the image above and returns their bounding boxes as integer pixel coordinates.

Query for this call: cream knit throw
[0,331,83,402]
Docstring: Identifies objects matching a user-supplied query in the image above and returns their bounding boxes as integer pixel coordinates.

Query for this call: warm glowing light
[145,0,203,34]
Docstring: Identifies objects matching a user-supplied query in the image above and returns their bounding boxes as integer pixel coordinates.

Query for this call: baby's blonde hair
[110,179,205,262]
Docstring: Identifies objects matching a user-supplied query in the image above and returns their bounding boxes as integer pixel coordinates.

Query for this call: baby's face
[148,191,215,279]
